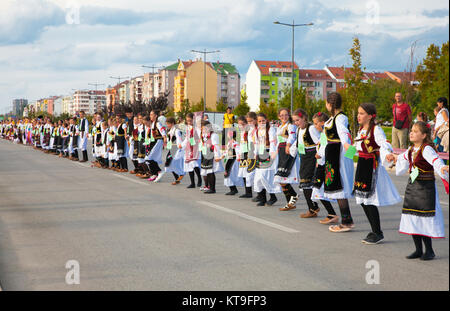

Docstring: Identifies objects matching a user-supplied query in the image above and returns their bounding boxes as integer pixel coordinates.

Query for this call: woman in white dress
[182,113,203,189]
[388,121,448,261]
[252,113,280,206]
[353,103,401,244]
[200,120,224,194]
[164,117,185,185]
[273,108,300,211]
[322,92,355,233]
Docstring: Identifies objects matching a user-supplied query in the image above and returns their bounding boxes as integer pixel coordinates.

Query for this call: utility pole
[88,83,105,113]
[274,20,313,112]
[191,49,220,111]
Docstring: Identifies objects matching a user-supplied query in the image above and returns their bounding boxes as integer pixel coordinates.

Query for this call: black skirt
[352,156,378,199]
[403,178,436,217]
[313,164,325,189]
[201,155,214,170]
[324,142,343,193]
[116,135,125,156]
[275,144,296,178]
[224,158,235,178]
[299,149,316,189]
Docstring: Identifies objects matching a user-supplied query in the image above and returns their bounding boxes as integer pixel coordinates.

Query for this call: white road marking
[113,173,150,186]
[197,200,300,233]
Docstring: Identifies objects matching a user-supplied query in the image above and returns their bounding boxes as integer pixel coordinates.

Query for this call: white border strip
[197,201,300,233]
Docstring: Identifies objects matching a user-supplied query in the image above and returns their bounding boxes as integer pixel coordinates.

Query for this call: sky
[0,0,448,113]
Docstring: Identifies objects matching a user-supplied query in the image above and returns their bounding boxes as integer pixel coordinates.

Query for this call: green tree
[343,36,367,135]
[278,85,307,112]
[215,98,227,112]
[177,99,191,120]
[233,91,250,116]
[191,98,204,112]
[416,41,449,115]
[258,99,278,121]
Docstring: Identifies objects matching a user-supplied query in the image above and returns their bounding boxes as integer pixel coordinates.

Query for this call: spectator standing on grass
[433,97,449,152]
[392,92,412,149]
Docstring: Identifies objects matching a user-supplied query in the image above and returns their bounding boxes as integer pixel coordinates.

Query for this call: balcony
[261,84,270,90]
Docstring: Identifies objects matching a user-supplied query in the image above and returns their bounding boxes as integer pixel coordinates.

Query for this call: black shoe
[187,184,195,189]
[362,232,384,245]
[256,200,267,207]
[204,189,216,194]
[266,196,278,206]
[406,251,423,259]
[197,183,202,188]
[420,252,435,261]
[252,193,264,202]
[239,193,252,198]
[225,189,238,195]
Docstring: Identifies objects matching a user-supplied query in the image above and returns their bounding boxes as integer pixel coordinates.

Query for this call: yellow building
[173,59,217,112]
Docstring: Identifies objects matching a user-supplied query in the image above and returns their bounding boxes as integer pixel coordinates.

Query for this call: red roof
[386,71,416,82]
[364,72,390,81]
[326,66,353,79]
[181,60,214,70]
[298,69,332,80]
[255,60,299,75]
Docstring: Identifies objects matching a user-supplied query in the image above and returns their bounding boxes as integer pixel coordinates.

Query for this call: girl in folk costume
[388,122,448,260]
[90,112,98,158]
[200,120,224,194]
[55,120,64,155]
[146,110,167,182]
[99,121,109,168]
[78,111,89,162]
[93,114,104,167]
[164,117,185,185]
[310,112,339,225]
[136,115,151,178]
[68,117,80,161]
[322,92,355,233]
[182,113,203,189]
[292,108,323,219]
[43,119,52,152]
[243,112,258,198]
[49,121,56,153]
[353,103,402,244]
[60,121,69,157]
[237,116,254,198]
[222,125,244,196]
[129,116,141,175]
[252,113,280,206]
[107,118,118,170]
[115,114,129,172]
[274,108,300,211]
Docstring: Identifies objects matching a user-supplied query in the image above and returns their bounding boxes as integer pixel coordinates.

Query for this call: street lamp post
[191,49,220,111]
[274,21,313,113]
[88,83,105,113]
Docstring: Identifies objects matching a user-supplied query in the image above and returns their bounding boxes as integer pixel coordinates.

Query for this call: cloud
[0,0,448,112]
[0,0,66,45]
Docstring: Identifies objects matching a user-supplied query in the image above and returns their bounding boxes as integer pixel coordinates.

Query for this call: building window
[272,90,275,95]
[326,82,333,88]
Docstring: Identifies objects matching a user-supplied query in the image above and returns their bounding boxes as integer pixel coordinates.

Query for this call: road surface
[0,139,448,290]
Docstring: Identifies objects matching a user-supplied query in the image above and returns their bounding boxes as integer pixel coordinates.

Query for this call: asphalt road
[0,139,448,290]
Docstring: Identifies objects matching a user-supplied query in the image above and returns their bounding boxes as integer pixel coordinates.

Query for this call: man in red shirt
[392,92,412,149]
